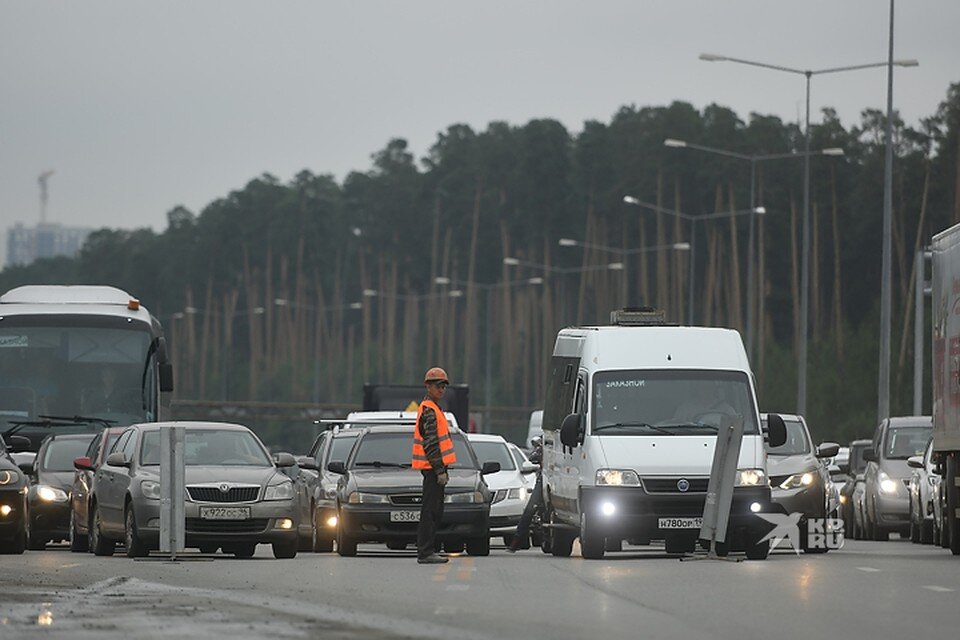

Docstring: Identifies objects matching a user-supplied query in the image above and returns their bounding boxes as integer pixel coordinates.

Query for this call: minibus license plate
[390,511,420,522]
[658,517,702,529]
[200,507,250,520]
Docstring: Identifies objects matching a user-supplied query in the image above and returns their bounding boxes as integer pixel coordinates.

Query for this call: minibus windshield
[592,370,759,435]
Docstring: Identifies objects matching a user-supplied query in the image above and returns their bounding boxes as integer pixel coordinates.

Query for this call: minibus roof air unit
[609,307,667,326]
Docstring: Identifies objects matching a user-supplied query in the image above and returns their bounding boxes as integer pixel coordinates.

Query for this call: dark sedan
[27,432,96,549]
[329,426,498,557]
[0,434,31,554]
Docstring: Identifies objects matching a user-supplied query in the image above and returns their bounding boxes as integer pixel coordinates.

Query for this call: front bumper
[489,496,525,534]
[875,492,910,527]
[133,498,300,547]
[0,489,27,542]
[28,498,72,541]
[339,503,489,543]
[771,483,827,519]
[578,485,772,548]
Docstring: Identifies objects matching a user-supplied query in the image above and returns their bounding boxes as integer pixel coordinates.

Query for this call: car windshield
[140,429,272,466]
[884,426,932,460]
[592,370,759,435]
[326,434,359,464]
[471,441,516,470]
[350,432,476,469]
[41,435,95,472]
[764,418,810,456]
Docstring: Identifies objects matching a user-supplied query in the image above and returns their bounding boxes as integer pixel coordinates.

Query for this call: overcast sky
[1,1,958,264]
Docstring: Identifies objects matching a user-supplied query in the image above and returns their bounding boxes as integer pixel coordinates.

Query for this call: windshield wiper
[39,415,117,428]
[594,422,675,435]
[354,461,409,468]
[657,422,720,433]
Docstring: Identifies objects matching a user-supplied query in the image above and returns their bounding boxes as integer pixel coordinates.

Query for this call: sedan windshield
[884,426,932,460]
[140,429,272,466]
[592,370,759,435]
[351,432,476,469]
[471,441,516,470]
[41,435,95,472]
[764,418,810,456]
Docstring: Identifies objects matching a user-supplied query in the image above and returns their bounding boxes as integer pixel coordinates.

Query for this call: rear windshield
[41,436,95,472]
[350,432,476,469]
[470,441,516,470]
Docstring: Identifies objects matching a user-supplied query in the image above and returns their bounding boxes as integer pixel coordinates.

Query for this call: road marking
[457,557,475,581]
[432,562,452,582]
[59,563,81,569]
[922,585,954,593]
[856,566,881,573]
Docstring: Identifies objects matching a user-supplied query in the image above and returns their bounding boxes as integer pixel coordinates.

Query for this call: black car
[0,433,32,554]
[840,439,871,538]
[300,427,361,552]
[27,433,96,549]
[329,425,499,557]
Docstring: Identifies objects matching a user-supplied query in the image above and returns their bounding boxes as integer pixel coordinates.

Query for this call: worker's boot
[417,553,449,564]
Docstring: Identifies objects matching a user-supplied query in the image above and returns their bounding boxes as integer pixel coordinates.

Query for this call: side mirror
[481,461,501,475]
[274,452,296,468]
[327,461,346,475]
[520,462,539,474]
[907,455,924,469]
[559,413,583,448]
[817,442,840,459]
[105,452,130,468]
[6,435,31,453]
[765,414,788,448]
[73,456,95,471]
[863,449,877,463]
[158,363,175,393]
[296,456,319,471]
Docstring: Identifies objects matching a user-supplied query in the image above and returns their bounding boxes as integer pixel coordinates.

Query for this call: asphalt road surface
[2,538,958,639]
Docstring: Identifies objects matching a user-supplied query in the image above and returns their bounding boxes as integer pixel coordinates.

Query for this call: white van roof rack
[609,307,667,326]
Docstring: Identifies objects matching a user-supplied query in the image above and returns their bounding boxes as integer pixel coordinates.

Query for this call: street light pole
[799,71,812,416]
[879,0,897,421]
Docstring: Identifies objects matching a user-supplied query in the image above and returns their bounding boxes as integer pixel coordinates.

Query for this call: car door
[95,429,129,531]
[864,422,885,520]
[72,432,102,532]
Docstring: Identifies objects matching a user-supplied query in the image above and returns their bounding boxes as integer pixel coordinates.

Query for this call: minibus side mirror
[765,414,788,448]
[559,413,583,448]
[863,449,877,463]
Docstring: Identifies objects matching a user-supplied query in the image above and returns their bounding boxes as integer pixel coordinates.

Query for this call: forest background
[2,83,959,446]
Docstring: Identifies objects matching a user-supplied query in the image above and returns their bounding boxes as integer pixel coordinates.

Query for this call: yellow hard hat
[424,367,449,384]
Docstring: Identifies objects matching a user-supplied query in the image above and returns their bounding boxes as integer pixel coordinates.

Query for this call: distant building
[5,223,92,268]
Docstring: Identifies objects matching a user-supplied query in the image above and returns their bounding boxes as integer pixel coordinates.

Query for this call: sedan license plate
[658,517,702,529]
[389,510,420,523]
[200,506,251,520]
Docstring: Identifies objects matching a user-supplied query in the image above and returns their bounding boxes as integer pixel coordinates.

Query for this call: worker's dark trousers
[513,474,543,544]
[417,469,446,559]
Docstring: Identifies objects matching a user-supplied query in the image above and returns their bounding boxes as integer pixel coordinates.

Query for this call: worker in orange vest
[413,367,457,564]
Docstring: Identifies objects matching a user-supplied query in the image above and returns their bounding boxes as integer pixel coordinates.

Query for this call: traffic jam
[2,285,958,564]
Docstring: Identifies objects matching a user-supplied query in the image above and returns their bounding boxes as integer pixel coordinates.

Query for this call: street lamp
[623,196,764,324]
[700,50,918,417]
[663,137,844,359]
[558,238,692,256]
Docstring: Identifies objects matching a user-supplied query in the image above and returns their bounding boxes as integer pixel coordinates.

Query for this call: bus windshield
[0,320,156,436]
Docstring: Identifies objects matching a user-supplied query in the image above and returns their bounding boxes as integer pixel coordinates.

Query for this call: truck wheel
[466,536,490,556]
[546,507,573,557]
[947,453,960,555]
[579,514,605,560]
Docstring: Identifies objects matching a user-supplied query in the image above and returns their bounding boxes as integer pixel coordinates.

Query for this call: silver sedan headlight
[35,485,69,503]
[347,491,390,504]
[263,481,295,501]
[140,480,161,500]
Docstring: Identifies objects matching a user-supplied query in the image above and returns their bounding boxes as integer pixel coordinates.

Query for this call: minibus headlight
[596,469,640,486]
[735,469,766,487]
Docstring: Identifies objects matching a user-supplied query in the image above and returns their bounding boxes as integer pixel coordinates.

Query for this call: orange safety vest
[412,400,457,470]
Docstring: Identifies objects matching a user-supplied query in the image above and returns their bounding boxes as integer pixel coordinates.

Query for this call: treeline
[3,84,960,443]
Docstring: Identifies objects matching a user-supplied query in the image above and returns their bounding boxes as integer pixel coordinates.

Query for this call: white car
[467,434,537,545]
[508,442,538,497]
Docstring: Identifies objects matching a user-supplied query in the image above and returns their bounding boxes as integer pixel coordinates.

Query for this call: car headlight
[263,481,295,501]
[596,469,640,486]
[735,469,766,487]
[839,494,848,504]
[323,486,338,499]
[444,491,484,504]
[507,488,523,500]
[0,470,20,485]
[878,471,899,495]
[346,491,390,504]
[36,485,69,503]
[779,472,816,490]
[140,480,161,500]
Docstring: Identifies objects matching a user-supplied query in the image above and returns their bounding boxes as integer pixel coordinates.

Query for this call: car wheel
[272,539,298,559]
[443,540,465,553]
[198,544,219,554]
[579,514,605,560]
[90,504,115,557]
[312,509,334,552]
[69,512,89,552]
[231,543,257,558]
[921,518,934,545]
[386,541,408,551]
[124,505,149,558]
[27,527,47,551]
[909,506,921,544]
[336,523,357,557]
[744,532,770,561]
[466,536,490,556]
[664,534,696,555]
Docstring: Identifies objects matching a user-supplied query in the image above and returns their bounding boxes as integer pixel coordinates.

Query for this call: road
[1,538,957,639]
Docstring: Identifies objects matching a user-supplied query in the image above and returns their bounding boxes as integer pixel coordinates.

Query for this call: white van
[540,309,786,560]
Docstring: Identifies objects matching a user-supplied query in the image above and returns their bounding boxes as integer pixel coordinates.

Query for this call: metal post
[913,249,924,415]
[746,159,757,359]
[484,288,492,433]
[159,425,185,559]
[688,218,696,324]
[879,0,896,421]
[798,72,812,417]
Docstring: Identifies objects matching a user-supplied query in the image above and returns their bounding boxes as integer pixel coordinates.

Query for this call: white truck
[540,308,786,560]
[929,225,960,554]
